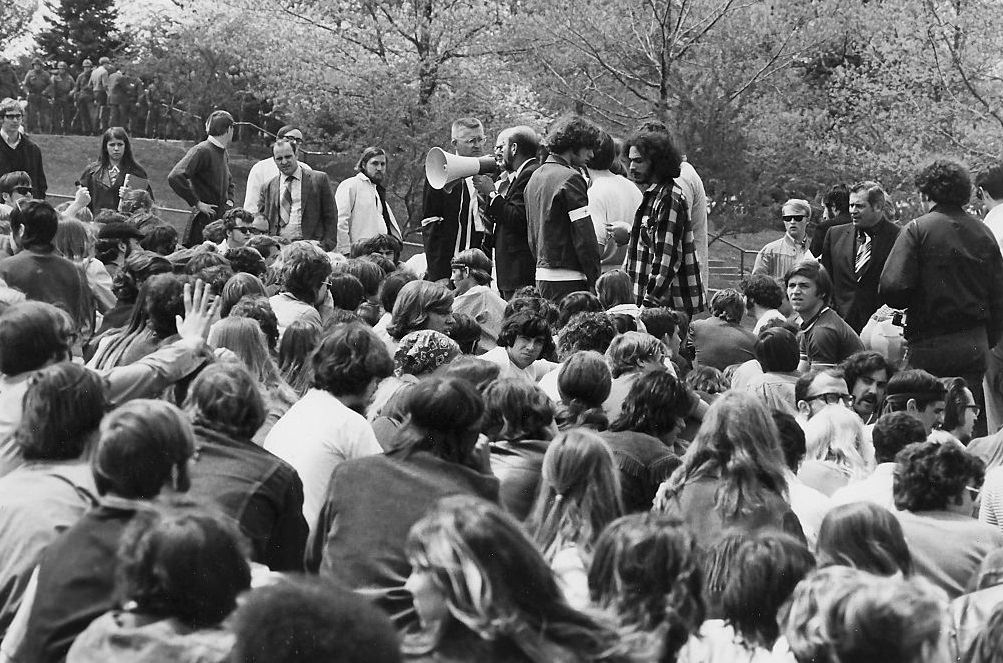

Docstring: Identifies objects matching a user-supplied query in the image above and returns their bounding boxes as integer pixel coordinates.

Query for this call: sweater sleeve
[167,145,204,206]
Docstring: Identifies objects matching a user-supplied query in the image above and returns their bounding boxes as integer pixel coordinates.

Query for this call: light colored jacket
[334,172,400,255]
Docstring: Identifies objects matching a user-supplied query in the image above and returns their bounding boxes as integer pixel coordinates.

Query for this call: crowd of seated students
[0,195,1001,662]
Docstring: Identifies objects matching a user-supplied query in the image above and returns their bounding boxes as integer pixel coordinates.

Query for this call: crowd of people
[0,96,1002,662]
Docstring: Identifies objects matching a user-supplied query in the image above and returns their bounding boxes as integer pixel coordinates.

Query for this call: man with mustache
[841,350,894,425]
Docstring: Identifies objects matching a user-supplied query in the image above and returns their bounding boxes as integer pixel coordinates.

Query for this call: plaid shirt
[625,181,706,314]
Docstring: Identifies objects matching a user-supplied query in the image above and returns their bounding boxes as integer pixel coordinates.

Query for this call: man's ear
[797,401,810,418]
[906,398,919,414]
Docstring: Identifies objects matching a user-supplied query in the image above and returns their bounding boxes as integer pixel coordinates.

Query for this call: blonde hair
[53,218,94,263]
[605,331,665,378]
[208,317,296,405]
[803,404,873,479]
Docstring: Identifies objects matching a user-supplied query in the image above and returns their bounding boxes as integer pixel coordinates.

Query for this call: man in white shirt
[243,125,313,212]
[586,131,642,273]
[264,323,394,532]
[977,164,1003,434]
[334,146,401,255]
[830,411,927,511]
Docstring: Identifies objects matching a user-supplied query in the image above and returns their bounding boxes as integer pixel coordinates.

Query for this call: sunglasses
[12,186,31,196]
[783,215,807,222]
[236,226,265,235]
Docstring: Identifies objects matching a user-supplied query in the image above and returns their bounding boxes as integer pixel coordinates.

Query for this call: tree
[0,0,35,52]
[35,0,122,64]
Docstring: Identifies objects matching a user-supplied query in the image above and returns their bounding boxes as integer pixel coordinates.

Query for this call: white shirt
[753,308,787,335]
[264,389,382,533]
[277,167,303,240]
[480,346,556,384]
[243,158,312,212]
[334,172,400,255]
[985,204,1003,256]
[268,292,321,338]
[829,462,897,511]
[677,161,708,290]
[586,169,642,266]
[785,469,831,548]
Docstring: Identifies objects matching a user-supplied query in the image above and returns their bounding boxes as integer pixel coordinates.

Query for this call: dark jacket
[810,210,851,257]
[421,178,481,282]
[187,425,308,572]
[601,430,680,513]
[489,438,548,521]
[258,169,339,250]
[79,162,152,214]
[0,134,47,199]
[307,447,499,629]
[879,204,1003,344]
[483,160,539,292]
[525,155,600,287]
[691,316,757,371]
[0,250,90,331]
[820,218,900,333]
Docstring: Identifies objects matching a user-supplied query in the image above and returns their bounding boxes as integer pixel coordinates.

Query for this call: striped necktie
[280,176,293,226]
[854,229,871,282]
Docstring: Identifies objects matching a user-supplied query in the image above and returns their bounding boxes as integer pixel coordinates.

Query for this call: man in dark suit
[258,139,338,250]
[482,126,540,298]
[821,180,900,333]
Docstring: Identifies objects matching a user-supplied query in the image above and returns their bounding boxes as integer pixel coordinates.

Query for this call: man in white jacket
[334,146,402,255]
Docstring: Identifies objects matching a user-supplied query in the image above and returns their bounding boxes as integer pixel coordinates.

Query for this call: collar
[207,135,225,149]
[356,171,376,186]
[284,166,302,182]
[545,154,573,169]
[512,158,532,182]
[0,127,20,147]
[784,233,808,249]
[799,305,830,331]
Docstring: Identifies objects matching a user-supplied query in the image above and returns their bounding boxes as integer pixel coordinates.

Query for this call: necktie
[854,229,871,282]
[280,176,293,227]
[375,184,399,240]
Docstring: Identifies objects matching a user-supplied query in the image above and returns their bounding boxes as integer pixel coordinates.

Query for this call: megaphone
[425,147,498,190]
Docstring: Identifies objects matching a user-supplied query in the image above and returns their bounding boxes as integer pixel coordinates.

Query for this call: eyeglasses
[806,392,854,407]
[965,404,982,417]
[12,186,32,196]
[966,485,982,501]
[783,215,807,222]
[236,226,265,235]
[3,114,22,120]
[460,136,486,146]
[282,136,302,144]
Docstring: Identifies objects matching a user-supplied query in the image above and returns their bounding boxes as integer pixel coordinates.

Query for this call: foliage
[35,0,122,63]
[0,0,35,52]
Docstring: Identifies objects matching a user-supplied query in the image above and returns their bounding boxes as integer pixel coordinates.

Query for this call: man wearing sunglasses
[752,198,814,281]
[0,99,47,200]
[216,208,269,253]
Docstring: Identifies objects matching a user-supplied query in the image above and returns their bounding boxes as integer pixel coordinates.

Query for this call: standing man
[89,57,110,132]
[810,184,851,257]
[786,261,863,370]
[242,125,312,212]
[334,146,401,255]
[976,164,1003,434]
[587,130,642,274]
[482,125,539,298]
[422,117,492,283]
[106,64,130,129]
[752,198,814,281]
[167,109,235,246]
[46,62,74,135]
[71,59,94,136]
[880,159,1003,438]
[524,115,602,302]
[21,60,50,134]
[820,181,900,333]
[0,99,47,199]
[0,59,18,102]
[623,127,705,314]
[258,138,338,249]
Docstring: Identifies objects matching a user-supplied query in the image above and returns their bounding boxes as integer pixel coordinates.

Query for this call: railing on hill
[709,233,757,276]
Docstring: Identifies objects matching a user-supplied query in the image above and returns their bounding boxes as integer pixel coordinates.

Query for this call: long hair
[53,219,95,264]
[588,514,704,662]
[208,317,295,401]
[89,273,183,370]
[98,126,142,174]
[556,350,611,431]
[596,271,634,309]
[803,404,872,480]
[277,318,321,397]
[405,495,622,661]
[657,391,788,519]
[14,362,106,461]
[527,429,624,564]
[387,281,453,341]
[817,502,912,576]
[219,272,267,318]
[482,378,555,443]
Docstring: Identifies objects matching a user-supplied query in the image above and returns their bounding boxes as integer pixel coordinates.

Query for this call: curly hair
[482,378,555,443]
[605,331,664,378]
[840,350,893,394]
[350,233,404,263]
[556,350,611,431]
[504,295,559,328]
[545,115,603,155]
[588,514,704,662]
[445,313,482,354]
[557,312,617,360]
[622,130,682,183]
[138,224,178,256]
[739,273,784,311]
[279,243,332,303]
[914,159,972,206]
[185,362,266,441]
[611,369,690,437]
[709,288,745,324]
[871,412,926,464]
[557,291,604,329]
[497,311,556,359]
[893,441,984,512]
[312,322,394,397]
[225,246,267,278]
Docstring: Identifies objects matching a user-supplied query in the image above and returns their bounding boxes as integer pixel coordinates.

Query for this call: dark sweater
[601,430,680,512]
[489,439,548,521]
[0,135,47,198]
[0,250,88,329]
[167,139,233,218]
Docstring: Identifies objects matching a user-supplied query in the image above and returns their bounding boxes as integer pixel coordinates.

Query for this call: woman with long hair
[54,219,115,313]
[556,350,612,431]
[799,403,872,496]
[403,495,626,662]
[218,272,267,319]
[386,280,453,353]
[527,428,624,609]
[78,127,152,214]
[208,317,298,443]
[653,391,803,549]
[276,318,321,397]
[589,513,704,663]
[816,501,912,577]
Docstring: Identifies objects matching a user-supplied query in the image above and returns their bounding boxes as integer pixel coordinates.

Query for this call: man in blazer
[482,126,540,298]
[820,180,900,333]
[258,139,338,250]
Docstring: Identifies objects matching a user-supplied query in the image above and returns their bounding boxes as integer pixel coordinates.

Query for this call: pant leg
[907,326,989,437]
[536,280,589,304]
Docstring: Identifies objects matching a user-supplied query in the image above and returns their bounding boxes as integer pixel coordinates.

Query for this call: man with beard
[841,350,894,425]
[258,138,338,249]
[335,146,401,256]
[482,126,539,298]
[623,127,704,314]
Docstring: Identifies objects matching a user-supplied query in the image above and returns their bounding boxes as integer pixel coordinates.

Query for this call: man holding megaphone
[421,117,498,283]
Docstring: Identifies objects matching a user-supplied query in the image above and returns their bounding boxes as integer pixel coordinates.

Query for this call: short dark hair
[139,224,178,256]
[445,313,481,354]
[772,410,806,471]
[312,323,393,396]
[397,376,485,463]
[143,273,185,338]
[206,110,234,136]
[893,441,984,512]
[281,246,332,303]
[117,508,251,628]
[784,261,833,304]
[823,184,850,214]
[328,273,365,311]
[557,291,603,329]
[638,307,678,340]
[184,250,229,275]
[795,367,844,405]
[885,369,947,413]
[229,295,279,351]
[10,199,59,249]
[185,363,266,440]
[976,164,1003,201]
[840,351,893,392]
[351,234,403,263]
[739,274,784,310]
[482,378,555,442]
[610,369,690,437]
[942,377,972,433]
[755,327,799,373]
[0,301,74,375]
[871,411,927,464]
[848,180,887,211]
[589,130,617,170]
[230,577,401,663]
[222,208,254,231]
[247,235,280,260]
[333,258,383,299]
[557,311,617,360]
[623,130,683,182]
[225,246,267,278]
[497,310,556,359]
[709,288,745,324]
[914,159,973,206]
[14,362,106,461]
[503,295,559,328]
[546,115,603,154]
